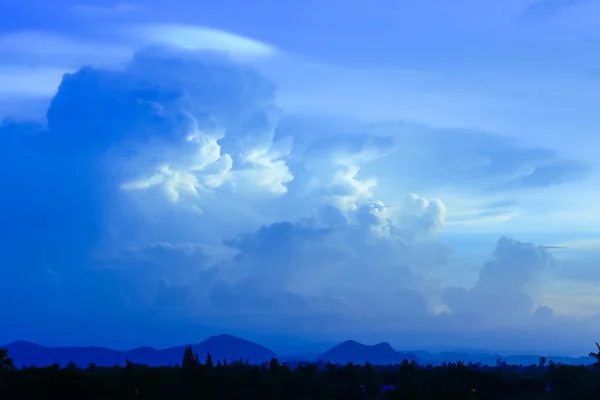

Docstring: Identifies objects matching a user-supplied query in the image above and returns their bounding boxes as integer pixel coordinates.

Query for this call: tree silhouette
[0,349,14,370]
[589,342,600,370]
[5,342,600,399]
[0,349,15,386]
[125,360,139,397]
[182,345,199,369]
[205,352,213,368]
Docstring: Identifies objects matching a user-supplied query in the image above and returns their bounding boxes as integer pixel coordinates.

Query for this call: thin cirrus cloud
[125,24,280,58]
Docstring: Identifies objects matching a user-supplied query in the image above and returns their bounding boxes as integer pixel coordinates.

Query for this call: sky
[1,0,600,356]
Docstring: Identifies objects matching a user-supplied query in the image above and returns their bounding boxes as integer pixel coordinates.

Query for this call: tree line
[2,345,600,399]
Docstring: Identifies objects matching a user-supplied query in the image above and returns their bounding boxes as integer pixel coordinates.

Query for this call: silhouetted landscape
[2,0,599,398]
[3,337,600,399]
[3,335,277,368]
[2,334,594,368]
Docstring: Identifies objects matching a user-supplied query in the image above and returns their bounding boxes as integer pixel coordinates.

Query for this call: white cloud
[233,146,294,195]
[202,194,450,319]
[396,193,446,238]
[0,44,597,350]
[121,126,234,203]
[128,24,279,59]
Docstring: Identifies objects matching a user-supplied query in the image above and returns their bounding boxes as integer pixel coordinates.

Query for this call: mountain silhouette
[4,335,593,368]
[190,334,278,364]
[317,340,419,365]
[5,334,278,367]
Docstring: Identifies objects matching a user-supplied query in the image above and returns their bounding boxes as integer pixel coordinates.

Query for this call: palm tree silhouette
[589,343,600,370]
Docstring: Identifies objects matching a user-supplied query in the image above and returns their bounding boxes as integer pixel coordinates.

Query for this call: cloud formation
[0,45,594,350]
[129,25,279,59]
[362,122,589,193]
[442,237,556,322]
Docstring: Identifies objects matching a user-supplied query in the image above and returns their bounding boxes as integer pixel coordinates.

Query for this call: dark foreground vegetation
[3,346,600,399]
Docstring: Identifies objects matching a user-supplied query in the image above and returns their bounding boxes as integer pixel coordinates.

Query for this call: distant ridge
[2,335,594,368]
[317,340,420,365]
[192,334,279,364]
[4,334,278,368]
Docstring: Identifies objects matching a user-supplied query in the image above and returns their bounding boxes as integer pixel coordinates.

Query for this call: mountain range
[318,340,420,365]
[4,334,278,367]
[2,334,594,368]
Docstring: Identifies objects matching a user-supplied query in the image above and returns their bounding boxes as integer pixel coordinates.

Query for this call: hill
[317,340,419,365]
[5,334,279,367]
[3,335,594,368]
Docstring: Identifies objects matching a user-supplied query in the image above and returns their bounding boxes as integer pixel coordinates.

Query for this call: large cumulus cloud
[442,237,556,322]
[0,46,592,349]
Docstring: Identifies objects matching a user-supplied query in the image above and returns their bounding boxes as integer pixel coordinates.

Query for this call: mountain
[4,334,279,368]
[190,334,279,364]
[6,341,128,368]
[317,340,419,365]
[3,335,594,368]
[412,350,594,366]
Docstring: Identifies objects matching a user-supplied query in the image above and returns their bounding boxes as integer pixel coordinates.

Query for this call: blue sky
[1,0,600,355]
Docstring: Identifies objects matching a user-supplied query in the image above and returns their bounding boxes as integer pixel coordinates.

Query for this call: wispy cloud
[127,24,279,59]
[549,238,600,251]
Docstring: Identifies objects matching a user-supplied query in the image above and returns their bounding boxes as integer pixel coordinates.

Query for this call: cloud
[128,25,279,59]
[550,238,600,251]
[0,24,279,121]
[361,121,589,193]
[290,133,396,210]
[0,49,288,329]
[442,237,556,322]
[0,45,592,349]
[42,48,290,208]
[200,195,450,324]
[103,242,211,274]
[155,277,194,307]
[396,194,446,238]
[552,249,600,284]
[533,305,555,320]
